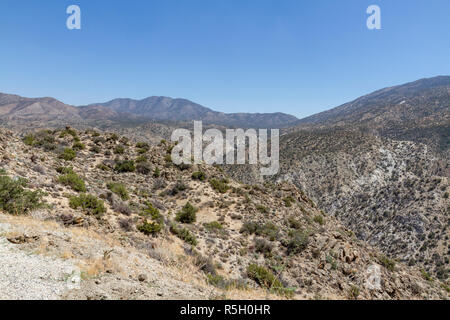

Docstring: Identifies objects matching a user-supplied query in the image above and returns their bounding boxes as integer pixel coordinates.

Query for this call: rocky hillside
[293,76,450,153]
[224,77,450,282]
[0,127,447,300]
[275,129,449,280]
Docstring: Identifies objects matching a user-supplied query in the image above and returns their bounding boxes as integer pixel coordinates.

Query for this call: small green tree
[0,175,44,215]
[107,182,129,200]
[114,160,135,173]
[176,202,197,224]
[192,171,206,181]
[138,221,162,236]
[69,194,106,218]
[59,148,76,161]
[58,172,87,192]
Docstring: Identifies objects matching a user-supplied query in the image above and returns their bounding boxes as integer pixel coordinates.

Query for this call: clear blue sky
[0,0,449,118]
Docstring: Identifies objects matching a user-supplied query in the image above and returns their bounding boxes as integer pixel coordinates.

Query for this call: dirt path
[0,222,77,300]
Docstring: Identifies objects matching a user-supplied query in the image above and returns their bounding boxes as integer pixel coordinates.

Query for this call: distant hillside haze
[0,93,298,129]
[0,93,81,121]
[86,96,298,128]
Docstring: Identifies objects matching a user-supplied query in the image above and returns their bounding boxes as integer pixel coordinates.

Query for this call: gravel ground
[0,224,77,300]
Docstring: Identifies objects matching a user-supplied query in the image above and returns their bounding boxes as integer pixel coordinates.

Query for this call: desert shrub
[175,163,191,171]
[41,142,57,152]
[259,222,278,240]
[138,221,162,236]
[114,145,125,154]
[240,221,260,234]
[153,178,166,190]
[313,214,324,225]
[153,167,161,178]
[209,178,230,193]
[113,201,132,215]
[287,216,303,229]
[170,223,197,246]
[59,148,76,161]
[119,137,129,145]
[254,238,273,257]
[23,134,35,146]
[106,182,129,200]
[135,155,147,163]
[59,128,78,139]
[256,204,269,214]
[56,166,75,174]
[118,218,133,231]
[96,163,110,171]
[205,272,248,290]
[32,165,46,174]
[136,162,152,175]
[0,175,44,215]
[206,274,228,288]
[192,171,206,181]
[282,196,295,207]
[90,145,101,153]
[421,269,433,282]
[94,137,105,145]
[90,130,100,137]
[69,194,106,218]
[164,154,172,164]
[141,202,162,222]
[72,142,85,151]
[436,267,448,281]
[58,172,87,192]
[347,286,360,300]
[193,254,217,275]
[108,133,119,141]
[33,130,56,148]
[286,230,309,254]
[22,130,56,151]
[168,181,188,196]
[240,221,278,241]
[247,264,293,298]
[326,254,338,270]
[378,255,396,271]
[203,221,223,233]
[114,160,135,173]
[136,142,149,150]
[176,202,197,224]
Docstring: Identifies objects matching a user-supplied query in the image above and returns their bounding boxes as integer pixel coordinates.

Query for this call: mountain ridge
[85,96,298,128]
[0,92,298,129]
[295,76,450,127]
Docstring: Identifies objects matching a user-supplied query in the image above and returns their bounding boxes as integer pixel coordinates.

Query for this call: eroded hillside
[276,129,449,280]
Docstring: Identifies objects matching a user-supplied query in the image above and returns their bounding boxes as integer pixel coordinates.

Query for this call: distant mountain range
[0,93,298,129]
